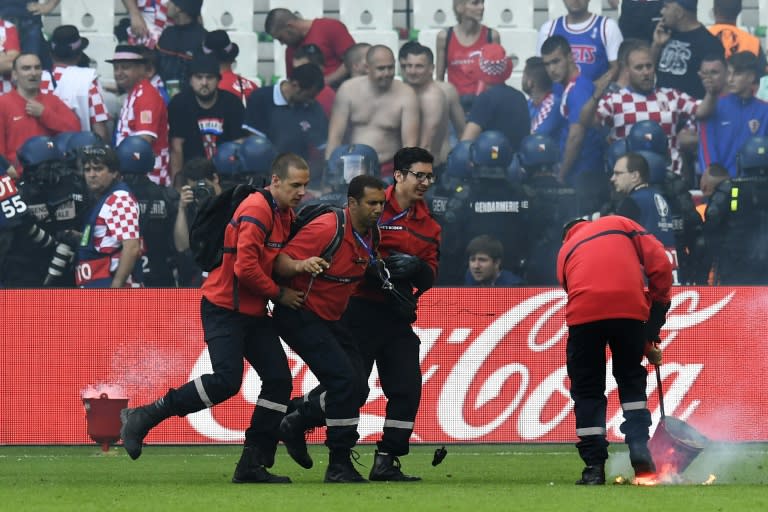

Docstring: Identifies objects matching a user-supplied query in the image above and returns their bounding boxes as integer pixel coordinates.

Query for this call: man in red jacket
[557,215,672,485]
[120,153,315,484]
[0,53,80,173]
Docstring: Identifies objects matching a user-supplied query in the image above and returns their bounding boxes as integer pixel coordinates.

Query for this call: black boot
[120,398,171,460]
[279,410,313,469]
[629,442,656,477]
[575,464,606,485]
[324,450,368,483]
[232,446,291,484]
[369,450,421,482]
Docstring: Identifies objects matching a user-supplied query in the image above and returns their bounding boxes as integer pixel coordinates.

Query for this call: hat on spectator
[202,30,239,62]
[106,45,148,63]
[664,0,697,12]
[50,25,89,59]
[172,0,203,18]
[475,44,513,86]
[188,54,222,78]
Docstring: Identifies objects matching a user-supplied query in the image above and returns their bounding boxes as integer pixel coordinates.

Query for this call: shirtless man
[326,45,419,178]
[399,42,465,168]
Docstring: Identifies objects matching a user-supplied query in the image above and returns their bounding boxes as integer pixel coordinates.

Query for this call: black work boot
[232,446,291,484]
[279,410,313,469]
[575,464,606,485]
[120,399,170,460]
[324,450,368,483]
[369,450,421,481]
[629,443,657,477]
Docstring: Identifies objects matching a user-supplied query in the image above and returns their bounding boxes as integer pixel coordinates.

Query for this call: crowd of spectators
[1,0,768,288]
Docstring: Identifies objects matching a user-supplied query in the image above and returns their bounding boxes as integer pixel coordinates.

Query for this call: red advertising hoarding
[1,287,765,445]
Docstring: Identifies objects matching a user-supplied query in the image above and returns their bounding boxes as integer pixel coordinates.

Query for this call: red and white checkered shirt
[94,189,141,252]
[128,0,171,49]
[596,86,700,174]
[94,188,143,286]
[39,65,110,126]
[0,19,21,95]
[116,79,171,186]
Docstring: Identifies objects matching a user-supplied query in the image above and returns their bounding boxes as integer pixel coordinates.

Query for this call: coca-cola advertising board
[1,287,766,445]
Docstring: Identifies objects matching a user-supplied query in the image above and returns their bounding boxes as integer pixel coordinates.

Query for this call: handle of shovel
[655,363,665,419]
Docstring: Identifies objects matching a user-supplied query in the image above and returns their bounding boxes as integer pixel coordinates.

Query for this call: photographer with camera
[1,135,88,287]
[173,157,223,287]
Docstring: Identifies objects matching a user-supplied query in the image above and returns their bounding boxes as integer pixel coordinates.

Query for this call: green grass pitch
[1,443,766,511]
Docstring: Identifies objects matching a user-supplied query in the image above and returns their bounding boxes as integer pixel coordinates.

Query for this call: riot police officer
[2,136,88,287]
[117,136,179,287]
[709,136,768,284]
[518,134,580,285]
[315,144,380,206]
[439,130,529,285]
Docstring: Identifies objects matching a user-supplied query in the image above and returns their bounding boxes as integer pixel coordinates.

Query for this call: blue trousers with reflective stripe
[567,319,651,466]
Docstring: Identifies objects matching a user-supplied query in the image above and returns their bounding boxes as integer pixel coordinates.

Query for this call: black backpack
[189,189,355,272]
[189,184,258,272]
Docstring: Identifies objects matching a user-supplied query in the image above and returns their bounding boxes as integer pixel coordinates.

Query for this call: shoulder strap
[319,208,346,262]
[444,26,453,71]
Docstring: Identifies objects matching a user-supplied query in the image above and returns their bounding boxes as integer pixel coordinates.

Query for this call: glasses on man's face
[404,170,437,183]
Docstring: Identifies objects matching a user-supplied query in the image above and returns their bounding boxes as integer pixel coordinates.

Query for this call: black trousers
[165,298,292,459]
[566,319,651,466]
[273,304,367,452]
[344,298,422,456]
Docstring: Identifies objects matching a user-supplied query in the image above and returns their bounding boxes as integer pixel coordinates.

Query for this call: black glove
[645,301,670,341]
[384,251,434,293]
[383,252,422,279]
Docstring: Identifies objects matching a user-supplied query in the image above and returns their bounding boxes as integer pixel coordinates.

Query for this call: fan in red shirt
[557,215,672,485]
[265,8,355,88]
[0,53,80,175]
[273,174,386,483]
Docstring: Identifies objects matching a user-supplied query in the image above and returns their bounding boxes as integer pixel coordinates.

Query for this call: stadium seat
[412,0,454,32]
[339,0,394,32]
[60,0,114,34]
[484,0,534,29]
[548,0,602,20]
[267,0,323,21]
[226,31,260,84]
[87,32,118,81]
[201,1,255,33]
[498,28,538,91]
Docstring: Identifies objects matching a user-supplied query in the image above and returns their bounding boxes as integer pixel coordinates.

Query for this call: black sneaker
[575,465,606,485]
[232,447,291,484]
[369,450,421,482]
[120,404,167,460]
[279,410,313,469]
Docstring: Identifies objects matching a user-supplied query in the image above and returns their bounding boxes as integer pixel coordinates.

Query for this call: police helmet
[471,130,514,169]
[66,131,103,159]
[445,140,474,181]
[326,144,380,186]
[116,136,155,175]
[212,141,243,177]
[239,135,278,175]
[627,121,667,157]
[737,135,768,176]
[518,134,559,169]
[605,138,628,174]
[636,150,668,185]
[54,131,77,158]
[17,135,62,168]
